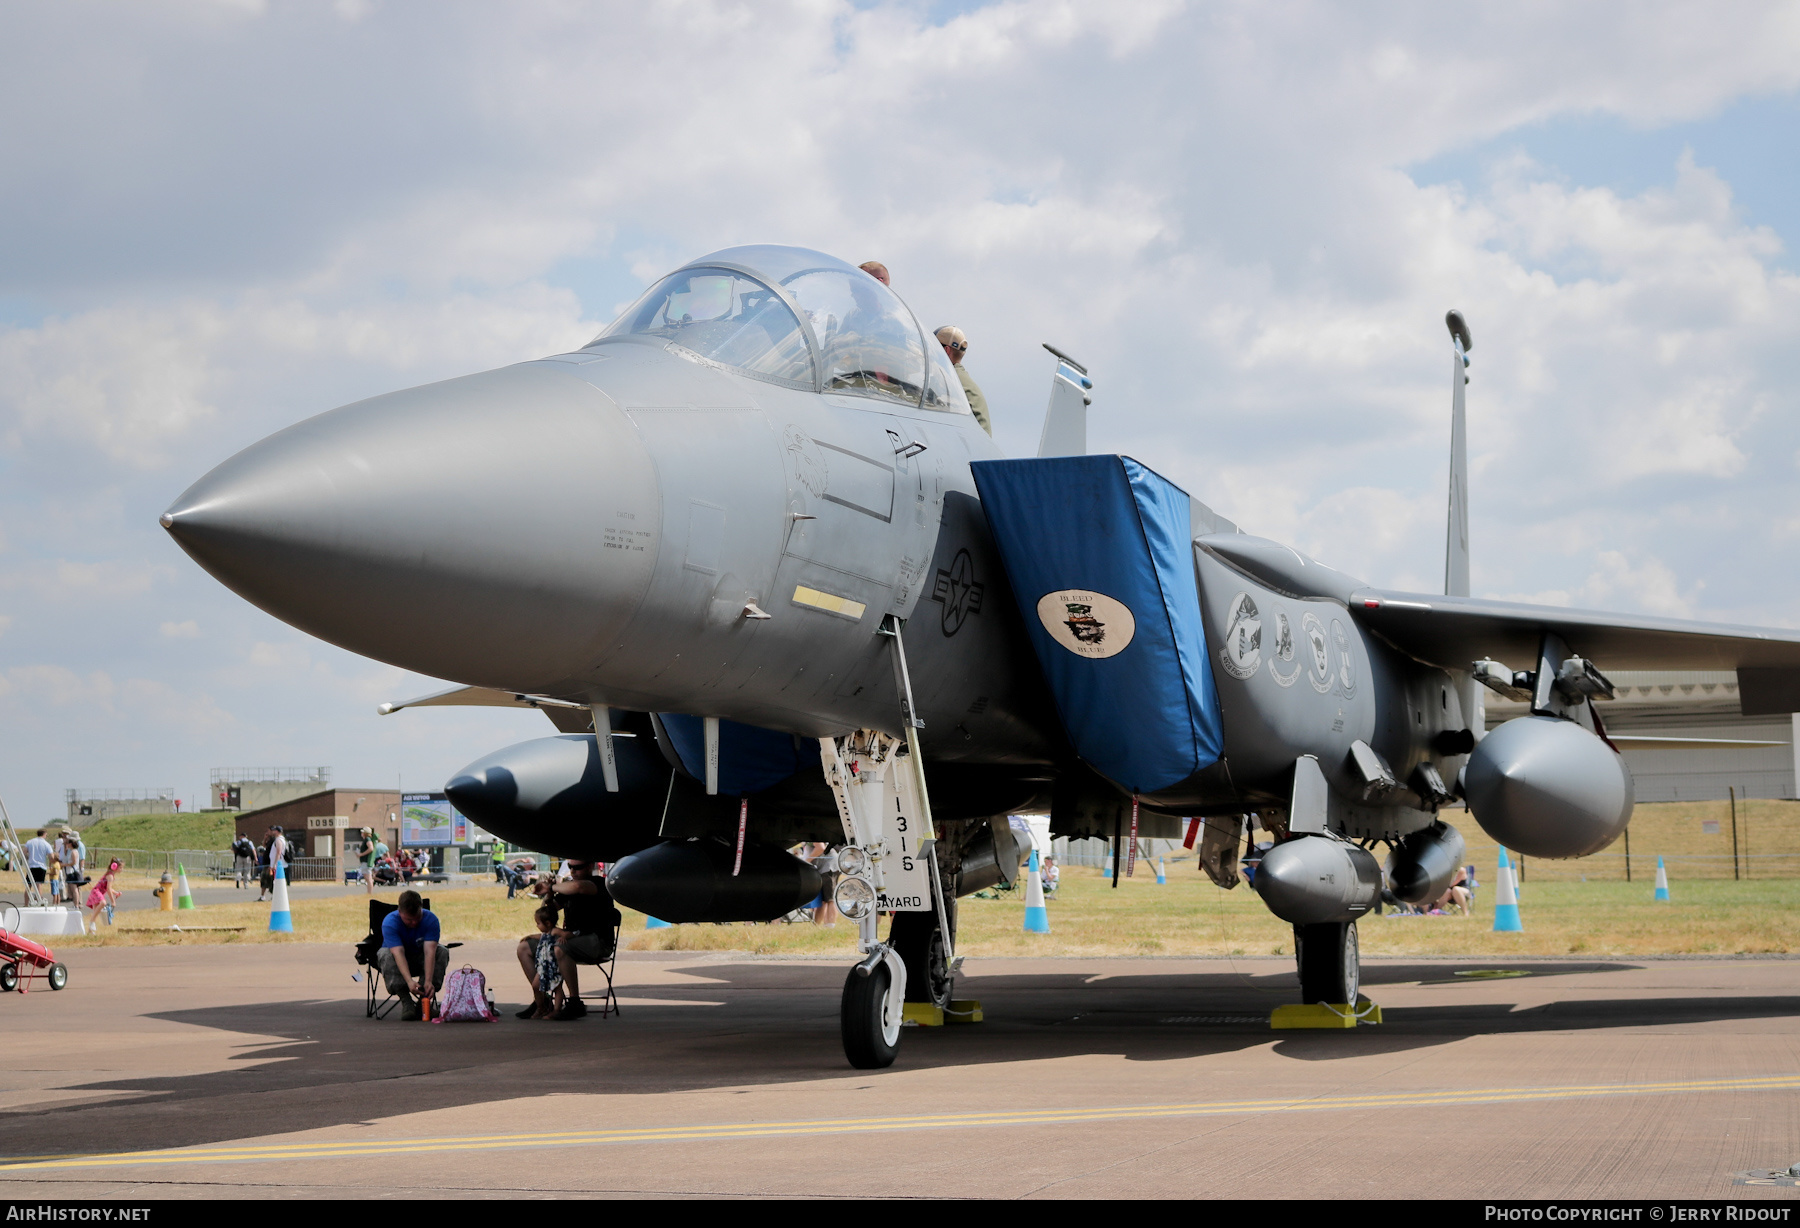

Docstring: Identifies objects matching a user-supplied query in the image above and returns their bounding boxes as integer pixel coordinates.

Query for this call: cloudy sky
[2,1,1797,821]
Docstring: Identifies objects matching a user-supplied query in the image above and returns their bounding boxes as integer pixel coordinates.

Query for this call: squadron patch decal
[1331,618,1356,697]
[1219,592,1262,679]
[1303,611,1333,693]
[1037,589,1136,658]
[1268,608,1300,687]
[781,424,828,498]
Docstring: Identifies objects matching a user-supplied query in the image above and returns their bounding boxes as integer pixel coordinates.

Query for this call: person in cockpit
[859,261,890,286]
[935,325,991,436]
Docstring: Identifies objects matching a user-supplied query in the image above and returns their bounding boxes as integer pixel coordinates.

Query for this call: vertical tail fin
[1037,343,1093,457]
[1444,310,1472,598]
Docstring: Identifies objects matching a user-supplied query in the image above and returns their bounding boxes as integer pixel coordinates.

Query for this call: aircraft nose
[161,363,660,692]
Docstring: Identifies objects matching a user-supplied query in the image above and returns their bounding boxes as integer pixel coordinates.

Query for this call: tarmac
[1,943,1798,1200]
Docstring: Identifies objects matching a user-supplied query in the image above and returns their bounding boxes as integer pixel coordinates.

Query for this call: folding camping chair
[354,897,461,1019]
[575,909,623,1019]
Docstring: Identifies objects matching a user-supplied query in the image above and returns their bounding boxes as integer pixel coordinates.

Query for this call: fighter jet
[162,245,1800,1068]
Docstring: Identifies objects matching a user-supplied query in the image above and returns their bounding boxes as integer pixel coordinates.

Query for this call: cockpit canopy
[591,245,970,415]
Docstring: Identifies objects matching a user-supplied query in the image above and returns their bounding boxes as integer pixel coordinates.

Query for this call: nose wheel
[842,962,903,1069]
[1294,921,1360,1005]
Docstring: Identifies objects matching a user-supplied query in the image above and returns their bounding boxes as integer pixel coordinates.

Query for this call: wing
[377,684,594,733]
[1351,589,1800,715]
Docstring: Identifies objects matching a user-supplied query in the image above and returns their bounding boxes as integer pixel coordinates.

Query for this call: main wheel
[0,962,17,992]
[47,963,67,991]
[1294,921,1359,1005]
[841,963,902,1069]
[889,909,953,1007]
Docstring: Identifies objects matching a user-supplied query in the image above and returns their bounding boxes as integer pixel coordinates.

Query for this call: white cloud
[159,619,198,638]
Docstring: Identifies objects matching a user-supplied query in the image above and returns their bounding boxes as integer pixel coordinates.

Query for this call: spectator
[230,832,256,890]
[801,842,837,926]
[270,826,289,887]
[397,848,418,883]
[84,859,122,934]
[57,829,85,904]
[858,261,890,286]
[524,904,566,1019]
[934,325,991,435]
[514,859,616,1021]
[356,827,380,894]
[1042,855,1060,896]
[378,889,445,1021]
[23,829,53,900]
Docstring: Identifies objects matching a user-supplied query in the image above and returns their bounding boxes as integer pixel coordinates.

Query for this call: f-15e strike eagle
[162,244,1800,1067]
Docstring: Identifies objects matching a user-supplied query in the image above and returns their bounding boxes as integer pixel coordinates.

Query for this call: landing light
[835,876,876,921]
[836,845,870,879]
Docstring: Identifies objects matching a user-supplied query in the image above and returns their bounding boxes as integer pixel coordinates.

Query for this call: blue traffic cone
[1102,848,1113,877]
[1023,849,1050,934]
[1492,848,1522,932]
[645,914,672,929]
[267,866,293,933]
[1155,856,1167,885]
[1654,857,1670,901]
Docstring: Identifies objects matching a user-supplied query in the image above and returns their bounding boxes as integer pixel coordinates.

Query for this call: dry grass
[50,852,1800,958]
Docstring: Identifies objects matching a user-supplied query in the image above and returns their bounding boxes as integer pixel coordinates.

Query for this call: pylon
[176,863,195,910]
[1493,848,1522,931]
[267,865,293,933]
[645,914,672,929]
[1155,856,1167,885]
[1102,848,1113,877]
[1023,849,1050,934]
[1654,856,1670,901]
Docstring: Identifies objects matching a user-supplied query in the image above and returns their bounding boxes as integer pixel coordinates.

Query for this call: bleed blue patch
[658,713,819,796]
[970,455,1223,794]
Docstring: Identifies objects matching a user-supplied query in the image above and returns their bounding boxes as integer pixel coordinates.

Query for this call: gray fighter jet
[162,245,1800,1067]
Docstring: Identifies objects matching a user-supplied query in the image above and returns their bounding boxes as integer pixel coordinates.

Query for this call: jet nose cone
[163,363,660,690]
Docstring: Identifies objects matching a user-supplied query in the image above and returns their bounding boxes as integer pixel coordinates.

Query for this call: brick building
[235,789,401,876]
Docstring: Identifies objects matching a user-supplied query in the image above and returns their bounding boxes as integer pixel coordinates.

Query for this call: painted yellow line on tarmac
[5,1074,1799,1172]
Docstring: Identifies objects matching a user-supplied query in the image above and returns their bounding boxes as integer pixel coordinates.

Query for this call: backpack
[435,965,496,1022]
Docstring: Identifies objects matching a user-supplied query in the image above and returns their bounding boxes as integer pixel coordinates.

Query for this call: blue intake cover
[658,713,820,796]
[970,455,1223,793]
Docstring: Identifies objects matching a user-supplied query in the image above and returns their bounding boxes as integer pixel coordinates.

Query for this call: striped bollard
[1492,848,1522,932]
[267,865,293,933]
[1023,849,1050,934]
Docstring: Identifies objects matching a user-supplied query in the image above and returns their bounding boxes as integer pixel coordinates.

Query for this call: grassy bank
[75,812,237,853]
[57,861,1800,957]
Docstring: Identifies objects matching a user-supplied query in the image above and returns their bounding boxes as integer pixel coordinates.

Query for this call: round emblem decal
[1037,590,1136,658]
[1331,618,1356,696]
[1268,608,1300,687]
[1302,611,1332,693]
[1218,592,1262,679]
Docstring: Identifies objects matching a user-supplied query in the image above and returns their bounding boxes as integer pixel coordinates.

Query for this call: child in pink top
[85,859,121,934]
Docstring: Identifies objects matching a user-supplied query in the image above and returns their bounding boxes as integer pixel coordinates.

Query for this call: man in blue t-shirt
[378,890,445,1021]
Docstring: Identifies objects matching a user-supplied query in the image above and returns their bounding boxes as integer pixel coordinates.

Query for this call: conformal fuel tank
[607,838,824,923]
[1253,836,1382,925]
[1463,715,1633,859]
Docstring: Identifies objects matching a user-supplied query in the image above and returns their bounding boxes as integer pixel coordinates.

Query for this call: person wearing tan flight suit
[935,325,990,436]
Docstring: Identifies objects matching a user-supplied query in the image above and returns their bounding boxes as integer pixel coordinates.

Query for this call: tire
[889,909,953,1007]
[47,963,67,991]
[841,962,902,1069]
[0,962,17,992]
[1294,921,1359,1005]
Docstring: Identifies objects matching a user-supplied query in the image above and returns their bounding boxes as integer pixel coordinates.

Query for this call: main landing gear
[1294,920,1360,1005]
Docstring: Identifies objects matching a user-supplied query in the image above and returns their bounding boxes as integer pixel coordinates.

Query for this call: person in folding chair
[515,859,621,1021]
[377,890,449,1021]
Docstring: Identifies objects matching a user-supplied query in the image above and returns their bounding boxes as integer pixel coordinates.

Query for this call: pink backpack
[434,965,496,1022]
